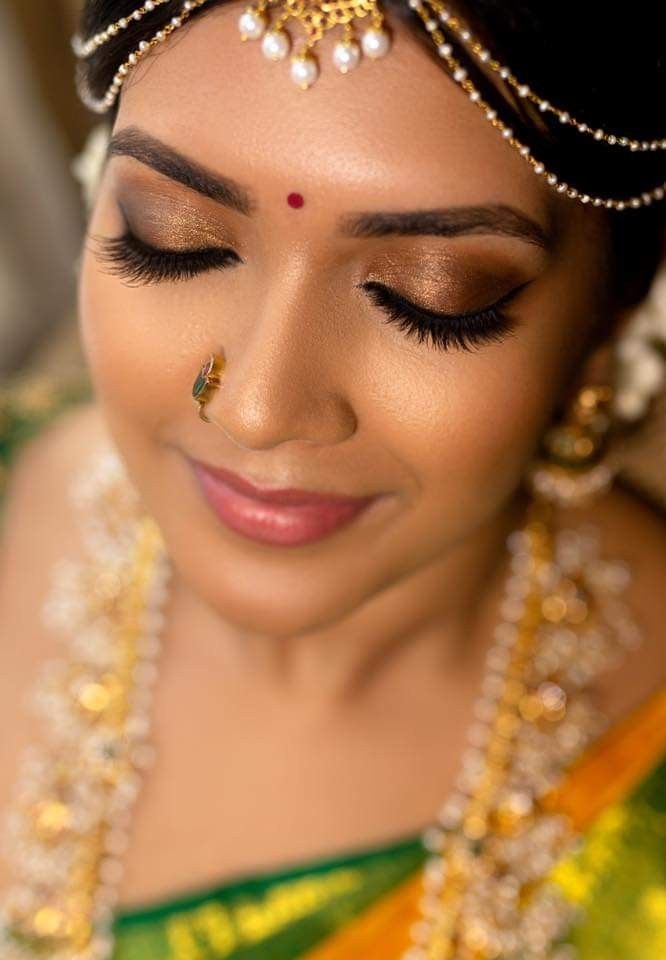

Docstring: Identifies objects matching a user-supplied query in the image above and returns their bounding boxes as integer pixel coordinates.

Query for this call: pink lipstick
[189,458,380,546]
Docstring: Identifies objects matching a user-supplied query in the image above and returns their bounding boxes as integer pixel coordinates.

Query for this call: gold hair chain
[72,0,666,210]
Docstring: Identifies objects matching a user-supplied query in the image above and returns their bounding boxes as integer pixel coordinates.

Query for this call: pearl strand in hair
[426,0,666,154]
[408,0,666,210]
[72,0,666,209]
[75,0,211,114]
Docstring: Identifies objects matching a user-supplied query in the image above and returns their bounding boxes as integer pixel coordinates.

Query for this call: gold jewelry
[75,0,209,113]
[71,0,175,57]
[237,0,391,88]
[419,1,665,155]
[72,0,666,210]
[528,384,615,507]
[191,352,224,422]
[0,441,641,960]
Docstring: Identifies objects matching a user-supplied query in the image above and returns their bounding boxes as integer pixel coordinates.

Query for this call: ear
[554,298,640,424]
[577,338,615,389]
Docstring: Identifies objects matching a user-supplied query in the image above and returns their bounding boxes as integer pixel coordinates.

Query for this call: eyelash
[93,229,522,352]
[92,230,241,284]
[360,281,521,352]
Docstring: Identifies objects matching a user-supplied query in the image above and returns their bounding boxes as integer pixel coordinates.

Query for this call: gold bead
[32,799,71,841]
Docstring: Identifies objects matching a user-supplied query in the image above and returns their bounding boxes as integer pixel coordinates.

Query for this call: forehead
[117,1,552,216]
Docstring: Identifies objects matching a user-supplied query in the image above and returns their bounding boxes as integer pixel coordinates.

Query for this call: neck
[161,491,529,707]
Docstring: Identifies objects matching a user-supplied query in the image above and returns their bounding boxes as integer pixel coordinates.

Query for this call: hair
[78,0,665,308]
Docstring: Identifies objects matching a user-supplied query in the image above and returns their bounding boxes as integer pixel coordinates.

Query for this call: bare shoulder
[0,400,109,581]
[0,400,110,888]
[559,483,666,725]
[0,398,111,669]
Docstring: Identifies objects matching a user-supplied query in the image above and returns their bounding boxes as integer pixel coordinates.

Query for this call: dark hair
[79,0,665,306]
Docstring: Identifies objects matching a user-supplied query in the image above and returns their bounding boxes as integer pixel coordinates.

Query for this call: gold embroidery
[165,868,363,957]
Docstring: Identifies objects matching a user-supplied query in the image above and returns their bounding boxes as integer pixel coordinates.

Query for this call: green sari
[109,689,666,960]
[1,375,665,960]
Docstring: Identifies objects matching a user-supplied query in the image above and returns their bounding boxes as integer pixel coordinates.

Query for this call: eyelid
[122,221,240,257]
[114,195,243,255]
[359,278,530,321]
[90,227,241,285]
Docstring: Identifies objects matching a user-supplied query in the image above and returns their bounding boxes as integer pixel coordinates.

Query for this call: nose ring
[192,352,224,422]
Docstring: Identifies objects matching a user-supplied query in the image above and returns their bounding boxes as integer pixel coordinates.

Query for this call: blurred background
[0,0,663,504]
[0,0,91,383]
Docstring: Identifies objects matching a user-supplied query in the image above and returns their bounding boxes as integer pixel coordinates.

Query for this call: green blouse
[112,830,428,960]
[110,757,666,959]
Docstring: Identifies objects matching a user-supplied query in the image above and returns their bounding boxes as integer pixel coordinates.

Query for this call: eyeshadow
[366,247,532,314]
[114,173,240,250]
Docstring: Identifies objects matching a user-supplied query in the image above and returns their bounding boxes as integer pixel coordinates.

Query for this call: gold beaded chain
[409,0,666,210]
[424,0,666,154]
[75,0,209,114]
[72,0,666,210]
[72,0,174,58]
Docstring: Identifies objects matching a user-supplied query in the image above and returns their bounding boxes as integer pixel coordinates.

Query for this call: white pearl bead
[361,28,390,59]
[290,53,319,88]
[614,388,647,420]
[238,8,266,40]
[333,40,361,73]
[261,29,290,60]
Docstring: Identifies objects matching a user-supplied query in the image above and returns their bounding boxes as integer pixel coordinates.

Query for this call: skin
[81,4,612,658]
[0,0,664,910]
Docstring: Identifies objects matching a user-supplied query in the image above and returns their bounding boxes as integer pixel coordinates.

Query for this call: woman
[0,0,664,957]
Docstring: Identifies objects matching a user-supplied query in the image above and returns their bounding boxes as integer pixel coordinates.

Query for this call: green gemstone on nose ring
[192,353,224,422]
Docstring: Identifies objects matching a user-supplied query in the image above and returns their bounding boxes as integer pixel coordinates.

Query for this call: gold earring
[528,384,615,506]
[192,352,224,422]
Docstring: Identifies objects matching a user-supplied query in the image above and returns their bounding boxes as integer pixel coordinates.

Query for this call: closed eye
[361,280,528,351]
[91,227,527,353]
[91,228,242,285]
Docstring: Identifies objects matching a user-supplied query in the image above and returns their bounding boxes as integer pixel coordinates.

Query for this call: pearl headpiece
[72,0,666,210]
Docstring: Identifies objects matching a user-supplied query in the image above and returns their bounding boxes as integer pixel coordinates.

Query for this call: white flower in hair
[71,122,112,212]
[614,258,666,420]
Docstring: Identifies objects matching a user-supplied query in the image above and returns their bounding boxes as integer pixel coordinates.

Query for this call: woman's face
[79,2,613,637]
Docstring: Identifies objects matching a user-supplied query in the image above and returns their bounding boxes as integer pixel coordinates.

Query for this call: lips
[188,458,380,546]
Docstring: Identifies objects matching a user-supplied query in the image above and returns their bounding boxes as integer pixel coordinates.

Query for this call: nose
[203,302,357,450]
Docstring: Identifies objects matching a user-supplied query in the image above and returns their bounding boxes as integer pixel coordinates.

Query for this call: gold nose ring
[192,352,224,422]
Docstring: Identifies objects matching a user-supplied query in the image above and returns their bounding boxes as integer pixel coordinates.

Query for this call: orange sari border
[301,684,666,960]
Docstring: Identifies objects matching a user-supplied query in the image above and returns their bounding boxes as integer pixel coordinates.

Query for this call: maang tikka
[192,352,225,422]
[72,0,666,209]
[238,0,391,88]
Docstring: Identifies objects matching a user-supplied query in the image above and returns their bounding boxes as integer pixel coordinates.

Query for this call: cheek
[78,241,211,454]
[376,331,570,548]
[379,251,602,547]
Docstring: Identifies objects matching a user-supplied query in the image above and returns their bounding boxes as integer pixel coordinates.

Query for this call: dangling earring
[192,352,225,422]
[528,384,615,506]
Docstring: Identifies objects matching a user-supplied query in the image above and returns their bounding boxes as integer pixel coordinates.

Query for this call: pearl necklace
[0,444,640,960]
[402,510,639,960]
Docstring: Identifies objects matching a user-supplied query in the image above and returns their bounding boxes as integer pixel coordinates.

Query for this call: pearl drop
[261,29,290,60]
[332,39,361,73]
[290,53,319,89]
[361,28,390,59]
[238,7,266,40]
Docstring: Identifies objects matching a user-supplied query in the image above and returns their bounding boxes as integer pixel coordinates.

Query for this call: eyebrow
[108,126,553,251]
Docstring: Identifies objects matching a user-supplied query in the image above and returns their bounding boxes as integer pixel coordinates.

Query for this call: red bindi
[287,192,305,208]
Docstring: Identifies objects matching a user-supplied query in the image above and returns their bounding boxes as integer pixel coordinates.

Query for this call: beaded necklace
[0,443,640,960]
